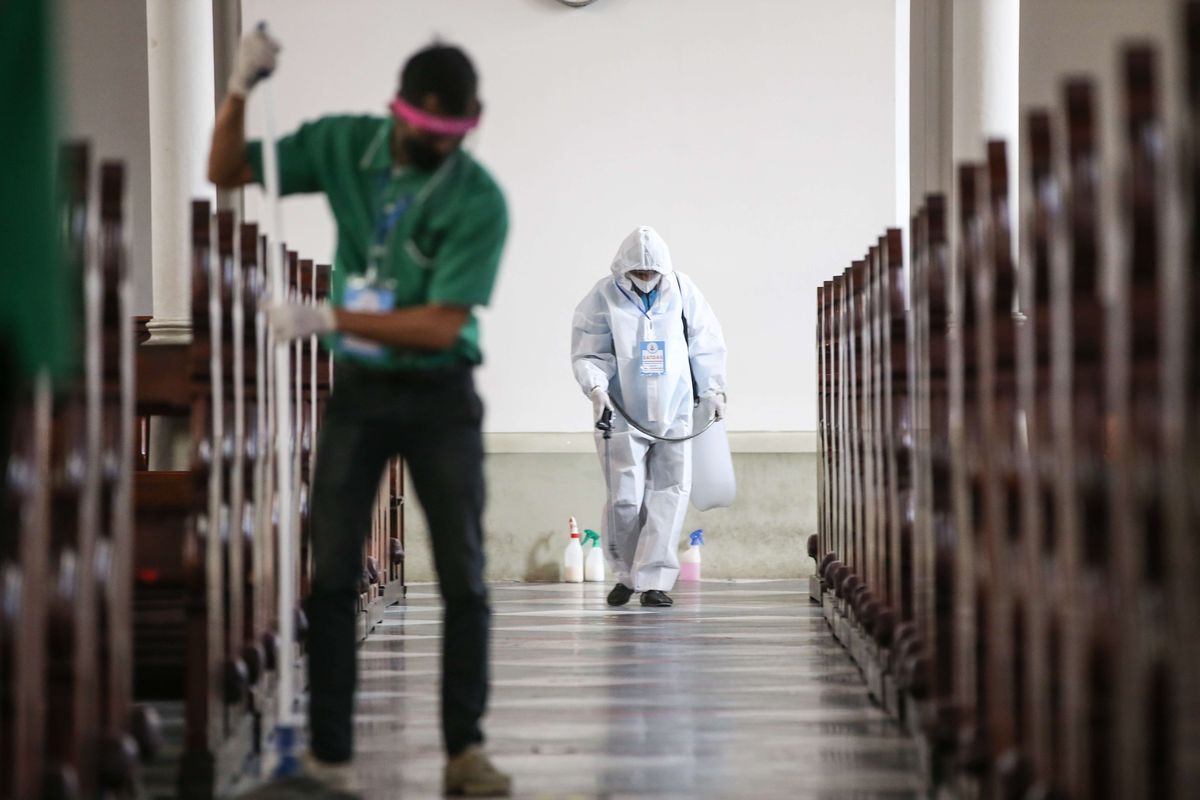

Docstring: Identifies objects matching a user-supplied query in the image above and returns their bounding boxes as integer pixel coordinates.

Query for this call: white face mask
[629,273,661,293]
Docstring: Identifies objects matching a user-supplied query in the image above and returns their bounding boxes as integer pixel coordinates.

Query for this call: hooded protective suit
[571,226,727,592]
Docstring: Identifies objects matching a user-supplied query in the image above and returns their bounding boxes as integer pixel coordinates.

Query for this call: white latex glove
[228,28,281,98]
[699,391,726,421]
[589,387,613,425]
[267,302,335,343]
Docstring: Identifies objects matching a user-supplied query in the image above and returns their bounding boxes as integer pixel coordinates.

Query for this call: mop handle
[259,39,298,729]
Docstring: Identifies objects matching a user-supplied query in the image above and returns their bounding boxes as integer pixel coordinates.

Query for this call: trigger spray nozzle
[583,529,600,547]
[689,530,704,547]
[596,407,614,438]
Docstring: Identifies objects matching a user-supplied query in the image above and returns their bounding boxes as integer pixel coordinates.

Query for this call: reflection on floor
[347,580,922,799]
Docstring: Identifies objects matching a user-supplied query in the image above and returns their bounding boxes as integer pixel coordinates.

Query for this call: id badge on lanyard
[615,282,667,420]
[639,318,663,422]
[621,288,666,378]
[339,179,415,361]
[640,340,666,376]
[341,271,397,361]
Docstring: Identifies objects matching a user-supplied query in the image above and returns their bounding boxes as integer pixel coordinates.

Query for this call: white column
[909,0,954,221]
[144,0,216,345]
[980,0,1021,147]
[983,0,1020,254]
[953,0,1021,245]
[895,0,912,306]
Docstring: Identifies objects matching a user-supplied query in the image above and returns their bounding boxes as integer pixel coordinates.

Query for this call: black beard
[400,138,448,171]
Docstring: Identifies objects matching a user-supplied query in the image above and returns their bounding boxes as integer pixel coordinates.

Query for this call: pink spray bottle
[679,530,704,582]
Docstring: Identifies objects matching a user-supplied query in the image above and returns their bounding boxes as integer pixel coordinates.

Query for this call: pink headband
[390,97,480,137]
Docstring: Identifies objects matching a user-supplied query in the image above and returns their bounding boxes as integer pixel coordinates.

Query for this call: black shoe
[607,583,635,607]
[640,590,673,607]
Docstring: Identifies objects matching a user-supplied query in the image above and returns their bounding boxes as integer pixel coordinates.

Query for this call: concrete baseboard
[401,445,819,584]
[482,431,818,454]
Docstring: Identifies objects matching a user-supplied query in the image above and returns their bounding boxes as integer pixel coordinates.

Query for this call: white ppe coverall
[571,226,728,592]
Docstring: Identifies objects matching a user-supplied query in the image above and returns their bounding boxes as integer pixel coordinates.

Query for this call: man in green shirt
[209,30,510,797]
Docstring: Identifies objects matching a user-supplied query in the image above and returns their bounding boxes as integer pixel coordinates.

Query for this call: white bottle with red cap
[562,517,584,583]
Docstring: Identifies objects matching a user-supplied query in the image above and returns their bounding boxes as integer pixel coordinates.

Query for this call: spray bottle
[562,517,584,583]
[679,530,704,582]
[582,529,606,582]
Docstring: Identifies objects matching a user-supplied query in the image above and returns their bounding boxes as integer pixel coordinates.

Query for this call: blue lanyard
[370,173,415,263]
[616,282,656,321]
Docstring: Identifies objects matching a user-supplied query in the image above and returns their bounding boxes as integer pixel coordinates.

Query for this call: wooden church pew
[1,144,144,799]
[0,136,417,796]
[813,24,1200,796]
[131,200,407,796]
[1020,106,1065,797]
[1176,3,1200,792]
[876,229,907,680]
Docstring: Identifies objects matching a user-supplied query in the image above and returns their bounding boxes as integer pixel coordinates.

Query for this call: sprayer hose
[606,395,717,443]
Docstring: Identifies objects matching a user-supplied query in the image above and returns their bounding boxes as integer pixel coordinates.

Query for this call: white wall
[1020,0,1179,305]
[241,0,897,433]
[1020,0,1180,169]
[60,0,154,315]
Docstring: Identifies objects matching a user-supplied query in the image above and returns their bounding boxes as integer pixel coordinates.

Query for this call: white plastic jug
[562,517,583,583]
[690,417,736,511]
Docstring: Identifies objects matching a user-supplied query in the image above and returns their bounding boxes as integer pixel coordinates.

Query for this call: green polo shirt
[246,115,507,370]
[1,0,74,383]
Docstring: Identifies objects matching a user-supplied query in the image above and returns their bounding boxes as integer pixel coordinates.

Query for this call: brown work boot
[235,758,360,800]
[444,745,511,797]
[301,752,362,794]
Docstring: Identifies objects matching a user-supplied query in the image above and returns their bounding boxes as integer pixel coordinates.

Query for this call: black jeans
[305,364,490,763]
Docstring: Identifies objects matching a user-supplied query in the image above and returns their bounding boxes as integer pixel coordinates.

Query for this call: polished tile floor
[345,580,923,799]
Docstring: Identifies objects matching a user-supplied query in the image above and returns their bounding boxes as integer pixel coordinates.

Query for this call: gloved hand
[266,302,336,343]
[589,387,613,425]
[228,28,281,98]
[699,391,726,421]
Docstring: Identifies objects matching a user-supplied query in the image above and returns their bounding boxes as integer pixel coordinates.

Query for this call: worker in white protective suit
[571,226,728,608]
